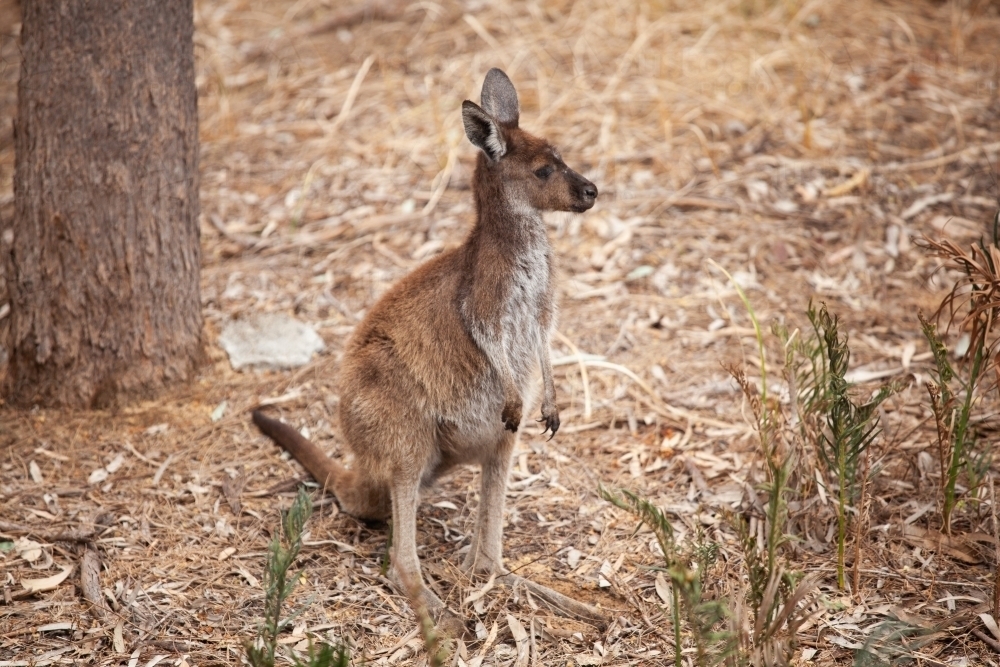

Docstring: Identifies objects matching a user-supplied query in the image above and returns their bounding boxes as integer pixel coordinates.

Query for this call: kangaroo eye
[534,165,554,180]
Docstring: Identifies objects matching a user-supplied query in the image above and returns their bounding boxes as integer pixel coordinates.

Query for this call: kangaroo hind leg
[462,431,515,575]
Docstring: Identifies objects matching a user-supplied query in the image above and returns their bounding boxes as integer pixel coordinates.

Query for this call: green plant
[725,557,819,667]
[727,366,792,590]
[599,486,734,667]
[921,315,989,534]
[710,262,821,665]
[807,303,898,589]
[246,487,348,667]
[918,215,1000,533]
[710,262,794,585]
[727,357,819,667]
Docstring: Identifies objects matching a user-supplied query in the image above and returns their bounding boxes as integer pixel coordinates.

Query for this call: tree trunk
[3,0,202,408]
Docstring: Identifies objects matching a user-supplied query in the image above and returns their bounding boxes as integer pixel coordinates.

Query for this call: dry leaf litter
[2,0,1000,665]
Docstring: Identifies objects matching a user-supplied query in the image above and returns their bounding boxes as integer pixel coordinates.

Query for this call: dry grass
[2,0,1000,664]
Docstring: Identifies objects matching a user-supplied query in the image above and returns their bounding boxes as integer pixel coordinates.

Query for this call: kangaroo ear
[462,101,507,161]
[480,68,519,128]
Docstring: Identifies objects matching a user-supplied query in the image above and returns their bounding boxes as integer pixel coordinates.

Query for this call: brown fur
[253,68,597,625]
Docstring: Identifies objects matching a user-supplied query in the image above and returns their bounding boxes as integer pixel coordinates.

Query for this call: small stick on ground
[973,629,1000,655]
[991,475,1000,619]
[0,520,96,543]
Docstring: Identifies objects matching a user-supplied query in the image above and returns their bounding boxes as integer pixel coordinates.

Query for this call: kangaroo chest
[457,216,554,395]
[497,236,551,376]
[506,243,549,322]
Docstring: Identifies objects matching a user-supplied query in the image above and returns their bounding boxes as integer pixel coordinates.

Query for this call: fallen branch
[80,549,106,622]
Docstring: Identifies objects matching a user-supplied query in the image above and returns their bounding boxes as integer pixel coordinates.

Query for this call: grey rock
[219,312,325,370]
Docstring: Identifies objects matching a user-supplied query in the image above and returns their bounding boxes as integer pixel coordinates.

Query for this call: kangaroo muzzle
[568,171,598,212]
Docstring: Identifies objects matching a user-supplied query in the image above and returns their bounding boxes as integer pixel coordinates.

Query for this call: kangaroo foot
[498,573,606,628]
[460,550,506,577]
[384,571,470,639]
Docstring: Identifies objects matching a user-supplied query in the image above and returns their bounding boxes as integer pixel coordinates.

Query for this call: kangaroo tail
[252,409,347,494]
[251,410,391,520]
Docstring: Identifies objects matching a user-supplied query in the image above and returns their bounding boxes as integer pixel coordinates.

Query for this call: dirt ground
[3,0,1000,665]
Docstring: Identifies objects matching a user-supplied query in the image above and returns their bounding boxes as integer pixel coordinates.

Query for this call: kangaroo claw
[538,412,560,439]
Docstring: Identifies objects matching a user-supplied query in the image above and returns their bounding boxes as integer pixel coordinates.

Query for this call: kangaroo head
[462,69,598,214]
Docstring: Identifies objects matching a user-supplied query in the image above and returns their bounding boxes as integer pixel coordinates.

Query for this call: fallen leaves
[506,614,529,667]
[28,460,43,484]
[14,536,43,563]
[897,525,981,565]
[21,565,73,594]
[463,572,497,609]
[88,451,125,486]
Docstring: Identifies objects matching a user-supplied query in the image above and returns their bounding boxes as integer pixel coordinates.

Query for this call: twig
[852,63,912,108]
[554,331,592,420]
[151,454,175,486]
[991,475,1000,618]
[880,140,1000,173]
[420,146,457,218]
[207,214,257,247]
[303,0,409,36]
[530,617,538,667]
[810,566,988,588]
[626,386,741,431]
[326,55,375,136]
[372,232,416,269]
[350,147,457,236]
[370,627,420,657]
[973,628,1000,654]
[601,16,671,99]
[462,14,502,51]
[0,520,96,543]
[122,440,158,465]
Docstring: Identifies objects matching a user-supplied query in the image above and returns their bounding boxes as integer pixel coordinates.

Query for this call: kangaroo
[253,68,597,624]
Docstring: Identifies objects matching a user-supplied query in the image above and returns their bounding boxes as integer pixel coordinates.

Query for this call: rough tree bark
[3,0,202,407]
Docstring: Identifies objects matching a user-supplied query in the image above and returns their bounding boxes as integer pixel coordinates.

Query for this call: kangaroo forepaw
[501,402,522,433]
[538,407,560,440]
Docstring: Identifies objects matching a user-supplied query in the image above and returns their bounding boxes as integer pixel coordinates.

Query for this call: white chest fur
[500,221,550,385]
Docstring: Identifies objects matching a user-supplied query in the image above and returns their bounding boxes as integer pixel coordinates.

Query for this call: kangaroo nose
[583,183,598,199]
